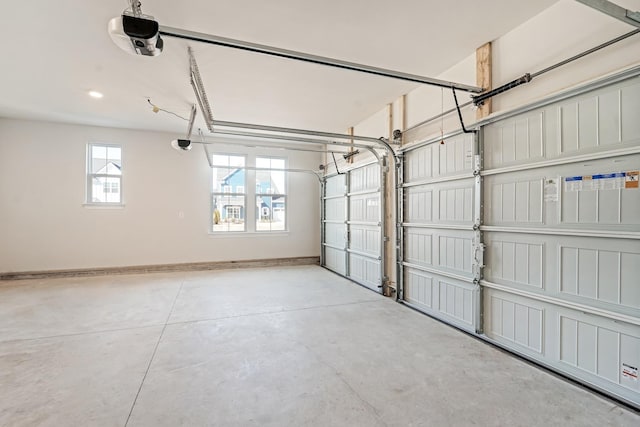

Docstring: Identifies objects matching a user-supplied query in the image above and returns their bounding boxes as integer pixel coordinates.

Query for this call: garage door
[481,70,640,406]
[400,132,482,332]
[322,161,384,292]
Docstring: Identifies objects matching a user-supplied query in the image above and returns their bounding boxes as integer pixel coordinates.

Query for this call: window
[87,144,122,204]
[211,154,246,232]
[256,157,286,231]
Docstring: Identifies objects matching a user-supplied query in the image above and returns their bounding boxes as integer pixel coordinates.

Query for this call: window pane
[256,170,271,193]
[229,155,245,168]
[272,158,285,169]
[211,155,229,166]
[107,146,121,162]
[104,177,121,203]
[213,166,245,194]
[92,177,106,203]
[87,144,122,204]
[91,146,107,174]
[271,170,285,194]
[212,195,245,232]
[256,157,270,168]
[256,196,285,231]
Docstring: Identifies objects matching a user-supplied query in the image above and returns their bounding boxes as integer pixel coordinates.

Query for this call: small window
[87,143,122,204]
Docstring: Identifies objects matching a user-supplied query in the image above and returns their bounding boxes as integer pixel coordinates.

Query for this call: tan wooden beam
[476,42,492,119]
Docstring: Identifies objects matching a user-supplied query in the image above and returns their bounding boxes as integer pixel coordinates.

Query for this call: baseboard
[0,256,320,281]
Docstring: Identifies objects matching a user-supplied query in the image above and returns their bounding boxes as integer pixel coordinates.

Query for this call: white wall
[355,0,640,143]
[0,119,321,273]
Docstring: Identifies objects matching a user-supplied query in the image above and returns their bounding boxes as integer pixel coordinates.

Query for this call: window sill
[208,231,289,238]
[83,203,126,209]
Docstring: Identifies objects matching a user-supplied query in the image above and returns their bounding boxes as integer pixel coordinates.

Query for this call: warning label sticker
[622,363,638,381]
[564,171,639,192]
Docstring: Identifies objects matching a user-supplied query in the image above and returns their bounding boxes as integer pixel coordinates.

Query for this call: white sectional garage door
[322,162,383,292]
[399,68,640,407]
[400,132,481,332]
[481,72,640,406]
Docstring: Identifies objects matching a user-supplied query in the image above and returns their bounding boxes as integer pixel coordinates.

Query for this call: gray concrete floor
[0,265,638,427]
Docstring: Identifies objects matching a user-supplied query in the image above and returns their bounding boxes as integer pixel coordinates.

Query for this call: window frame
[255,156,287,233]
[210,153,247,233]
[85,143,123,206]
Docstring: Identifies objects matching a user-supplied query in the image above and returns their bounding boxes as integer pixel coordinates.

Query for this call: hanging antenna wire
[147,99,190,121]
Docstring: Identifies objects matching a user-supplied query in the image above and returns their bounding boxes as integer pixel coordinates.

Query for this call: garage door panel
[324,223,346,248]
[349,225,380,256]
[483,76,640,171]
[404,228,474,279]
[621,81,640,142]
[349,255,380,291]
[437,232,474,278]
[484,111,546,169]
[558,309,640,395]
[349,193,380,223]
[484,153,640,228]
[405,133,475,181]
[485,177,543,225]
[485,232,640,318]
[324,247,346,276]
[484,233,545,290]
[349,163,379,192]
[405,267,477,332]
[325,175,345,196]
[406,179,474,225]
[485,287,640,403]
[325,198,345,221]
[486,289,545,354]
[558,238,640,313]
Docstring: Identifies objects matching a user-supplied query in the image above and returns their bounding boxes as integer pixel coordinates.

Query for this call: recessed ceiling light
[88,91,104,99]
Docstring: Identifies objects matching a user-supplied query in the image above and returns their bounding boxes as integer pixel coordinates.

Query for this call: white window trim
[255,156,288,233]
[209,153,289,234]
[211,153,247,233]
[85,143,123,207]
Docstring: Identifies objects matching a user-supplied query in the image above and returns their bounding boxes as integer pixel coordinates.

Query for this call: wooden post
[476,42,492,120]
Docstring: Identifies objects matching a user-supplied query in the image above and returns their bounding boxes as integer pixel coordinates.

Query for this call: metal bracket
[575,0,640,28]
[473,242,486,278]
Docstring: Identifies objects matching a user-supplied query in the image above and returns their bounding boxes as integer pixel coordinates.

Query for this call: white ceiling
[0,0,559,136]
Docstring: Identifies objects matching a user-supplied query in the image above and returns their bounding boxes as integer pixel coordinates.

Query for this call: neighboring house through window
[210,154,287,233]
[211,154,246,232]
[256,157,286,231]
[87,143,122,204]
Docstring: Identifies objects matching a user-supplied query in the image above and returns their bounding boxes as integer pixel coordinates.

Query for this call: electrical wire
[147,99,190,121]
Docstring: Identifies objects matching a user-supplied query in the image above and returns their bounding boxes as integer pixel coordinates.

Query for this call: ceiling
[0,0,560,136]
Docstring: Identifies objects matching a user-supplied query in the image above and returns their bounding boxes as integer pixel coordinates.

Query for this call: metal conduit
[159,26,483,93]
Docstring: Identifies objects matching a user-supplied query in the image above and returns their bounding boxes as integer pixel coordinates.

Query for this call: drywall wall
[354,0,640,143]
[0,119,321,273]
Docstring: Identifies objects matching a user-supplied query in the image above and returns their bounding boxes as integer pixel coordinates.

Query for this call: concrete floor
[0,266,638,427]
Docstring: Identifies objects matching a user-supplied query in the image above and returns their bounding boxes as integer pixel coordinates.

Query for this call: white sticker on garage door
[564,172,636,191]
[544,178,559,202]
